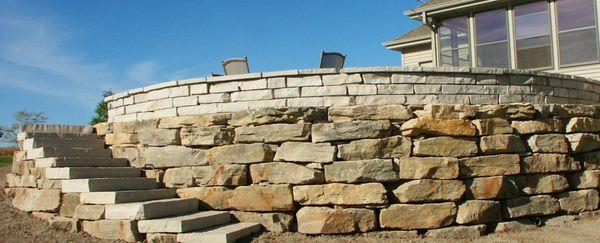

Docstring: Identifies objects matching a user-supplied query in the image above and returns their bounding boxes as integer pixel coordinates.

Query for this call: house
[385,0,600,79]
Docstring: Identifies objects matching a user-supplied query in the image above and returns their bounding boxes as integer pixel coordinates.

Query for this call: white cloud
[127,60,159,84]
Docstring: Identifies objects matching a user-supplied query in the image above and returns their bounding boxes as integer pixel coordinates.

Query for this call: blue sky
[0,0,421,128]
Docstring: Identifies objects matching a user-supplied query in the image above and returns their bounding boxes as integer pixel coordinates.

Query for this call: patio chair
[320,51,346,70]
[222,57,250,75]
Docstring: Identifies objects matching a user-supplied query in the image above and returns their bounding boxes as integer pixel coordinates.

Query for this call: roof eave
[384,38,431,50]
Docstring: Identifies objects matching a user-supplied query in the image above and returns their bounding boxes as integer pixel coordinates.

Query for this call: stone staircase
[23,132,261,242]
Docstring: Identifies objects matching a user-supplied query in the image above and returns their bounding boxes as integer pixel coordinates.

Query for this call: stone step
[138,211,231,233]
[177,223,262,243]
[23,138,105,151]
[61,178,157,193]
[105,198,199,220]
[35,157,129,168]
[45,167,141,179]
[27,147,112,160]
[80,189,178,204]
[18,132,98,141]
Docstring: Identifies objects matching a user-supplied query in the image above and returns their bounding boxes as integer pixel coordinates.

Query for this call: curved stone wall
[95,103,600,235]
[105,66,600,122]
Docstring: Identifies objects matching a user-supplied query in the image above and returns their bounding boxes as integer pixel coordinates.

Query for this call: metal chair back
[222,57,250,75]
[320,51,346,70]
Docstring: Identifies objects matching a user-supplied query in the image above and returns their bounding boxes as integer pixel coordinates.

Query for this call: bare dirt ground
[0,165,599,242]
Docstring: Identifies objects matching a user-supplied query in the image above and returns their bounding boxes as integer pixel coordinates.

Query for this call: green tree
[0,110,48,146]
[91,90,113,125]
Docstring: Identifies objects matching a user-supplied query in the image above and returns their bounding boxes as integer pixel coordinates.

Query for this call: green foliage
[0,110,47,146]
[91,90,113,125]
[0,156,11,167]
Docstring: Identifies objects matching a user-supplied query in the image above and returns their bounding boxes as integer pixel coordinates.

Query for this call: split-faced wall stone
[59,193,80,217]
[207,143,274,164]
[400,118,477,137]
[105,133,138,145]
[459,154,521,178]
[494,219,537,233]
[557,189,600,213]
[479,134,526,155]
[138,129,180,146]
[336,136,411,161]
[228,107,327,127]
[566,133,600,153]
[521,154,580,173]
[379,203,457,230]
[73,205,105,220]
[503,195,560,219]
[392,179,466,203]
[228,185,295,212]
[413,137,478,158]
[292,183,387,206]
[577,151,600,169]
[418,104,477,119]
[274,142,335,163]
[250,162,324,185]
[396,157,459,179]
[466,176,519,200]
[527,134,570,153]
[568,170,600,189]
[324,159,396,183]
[552,105,599,118]
[111,147,141,167]
[296,207,376,234]
[230,211,295,232]
[176,186,233,210]
[235,124,311,143]
[456,200,502,224]
[311,120,390,143]
[425,225,486,238]
[82,220,141,242]
[477,104,536,120]
[516,174,569,195]
[143,146,207,168]
[472,118,513,135]
[511,118,563,134]
[163,165,247,188]
[328,105,413,122]
[565,117,600,133]
[13,188,61,212]
[158,114,231,128]
[180,127,234,146]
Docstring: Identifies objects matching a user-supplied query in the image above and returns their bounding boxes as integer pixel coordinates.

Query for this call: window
[475,9,510,68]
[557,0,599,66]
[514,1,553,69]
[439,16,470,67]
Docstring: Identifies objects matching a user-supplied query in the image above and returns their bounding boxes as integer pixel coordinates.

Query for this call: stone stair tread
[138,211,231,233]
[104,198,199,220]
[177,222,262,243]
[80,189,178,204]
[23,137,105,151]
[61,178,157,193]
[45,167,141,179]
[35,157,129,168]
[18,132,99,141]
[27,147,112,160]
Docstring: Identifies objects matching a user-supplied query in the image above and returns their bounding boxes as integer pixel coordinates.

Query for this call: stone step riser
[27,148,112,160]
[35,158,129,168]
[177,223,261,243]
[18,132,99,141]
[23,138,105,151]
[138,211,231,233]
[80,189,178,204]
[45,167,141,179]
[105,198,199,220]
[61,178,158,193]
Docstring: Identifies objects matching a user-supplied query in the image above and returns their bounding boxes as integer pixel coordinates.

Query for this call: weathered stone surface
[456,200,501,224]
[296,207,376,234]
[5,173,36,188]
[396,157,459,179]
[144,169,165,184]
[13,188,61,212]
[392,179,466,203]
[480,134,526,155]
[311,120,390,143]
[459,154,521,178]
[328,105,413,122]
[521,154,580,173]
[337,136,411,161]
[379,203,457,229]
[425,225,486,238]
[494,219,536,233]
[418,104,477,119]
[94,122,110,136]
[158,114,231,128]
[235,124,310,143]
[566,133,600,153]
[105,133,138,145]
[568,170,600,189]
[324,159,396,183]
[466,176,519,200]
[553,105,598,118]
[566,117,600,133]
[577,151,600,169]
[511,118,563,134]
[112,147,142,167]
[557,189,600,213]
[401,118,477,137]
[477,104,536,120]
[143,146,207,168]
[516,174,569,195]
[163,165,247,188]
[413,137,478,158]
[472,118,513,135]
[73,204,105,220]
[147,233,178,243]
[250,163,324,185]
[176,187,233,210]
[228,185,295,212]
[207,143,274,164]
[293,183,387,205]
[59,193,80,217]
[180,127,234,146]
[82,220,141,242]
[274,142,335,163]
[543,215,579,226]
[230,211,295,232]
[503,195,560,218]
[229,107,327,126]
[48,216,80,233]
[527,134,570,153]
[139,129,180,146]
[112,120,158,133]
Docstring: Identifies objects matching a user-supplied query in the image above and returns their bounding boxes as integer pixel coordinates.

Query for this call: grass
[0,156,11,167]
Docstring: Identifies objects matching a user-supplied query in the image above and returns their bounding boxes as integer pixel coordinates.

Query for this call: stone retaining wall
[104,66,600,123]
[94,103,600,235]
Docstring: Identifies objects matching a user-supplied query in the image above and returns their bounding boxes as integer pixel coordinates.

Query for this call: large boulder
[392,179,466,203]
[396,157,459,179]
[565,117,600,133]
[324,159,397,183]
[337,136,411,161]
[521,154,580,173]
[228,107,327,126]
[296,207,376,234]
[511,118,563,134]
[228,185,295,212]
[143,146,207,168]
[568,170,600,189]
[158,114,231,128]
[230,211,295,232]
[425,225,486,238]
[379,203,457,229]
[503,195,560,218]
[413,137,478,158]
[566,133,600,153]
[472,118,513,135]
[479,134,526,155]
[311,120,390,143]
[466,176,519,200]
[207,143,274,165]
[328,105,413,122]
[176,187,233,210]
[13,188,61,212]
[163,165,247,188]
[527,134,570,153]
[250,163,324,185]
[138,129,180,146]
[557,189,600,213]
[82,220,141,242]
[180,127,234,146]
[401,118,477,137]
[456,200,502,224]
[459,154,521,178]
[274,142,336,163]
[516,174,569,195]
[234,124,311,143]
[292,183,387,206]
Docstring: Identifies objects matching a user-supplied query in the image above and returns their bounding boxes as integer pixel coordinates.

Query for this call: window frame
[438,16,472,67]
[473,7,511,68]
[512,0,555,70]
[555,0,600,68]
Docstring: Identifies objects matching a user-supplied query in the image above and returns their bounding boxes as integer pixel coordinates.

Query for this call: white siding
[402,44,434,67]
[555,64,600,81]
